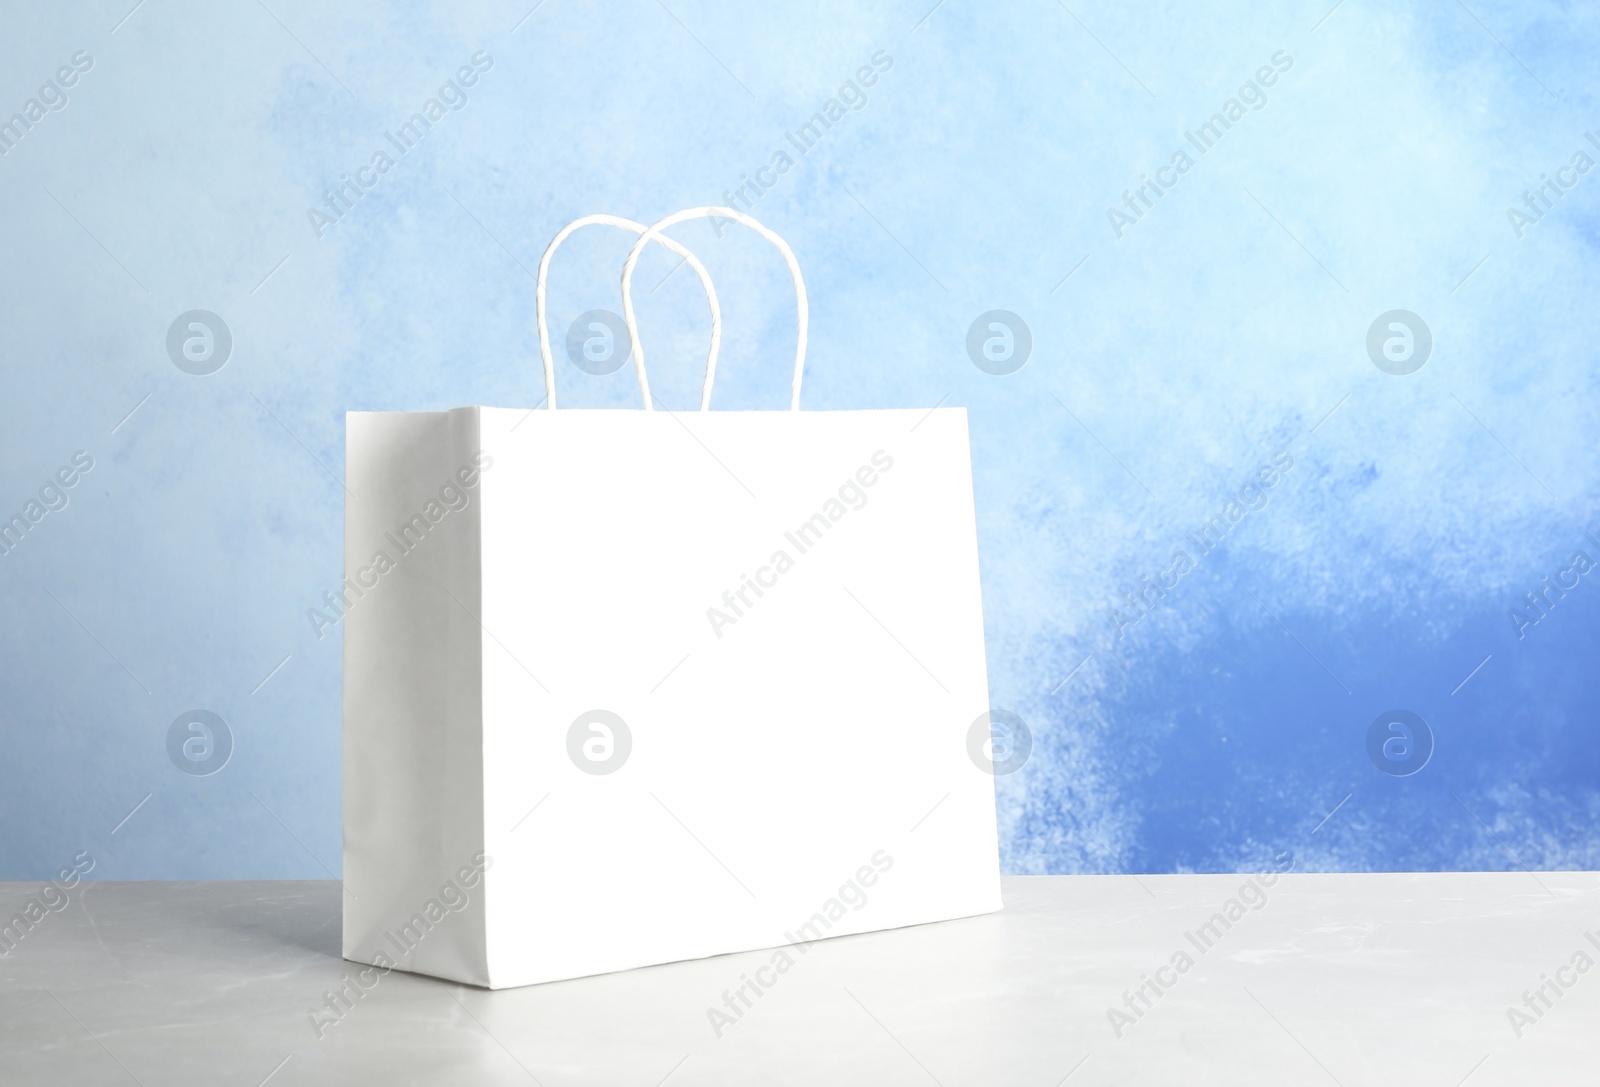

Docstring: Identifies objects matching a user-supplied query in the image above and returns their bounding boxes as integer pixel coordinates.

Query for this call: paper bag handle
[536,214,722,410]
[622,207,809,411]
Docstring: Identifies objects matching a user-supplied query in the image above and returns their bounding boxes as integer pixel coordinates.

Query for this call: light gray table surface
[2,873,1596,1085]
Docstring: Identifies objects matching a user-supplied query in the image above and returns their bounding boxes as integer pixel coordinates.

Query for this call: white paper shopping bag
[343,208,1002,990]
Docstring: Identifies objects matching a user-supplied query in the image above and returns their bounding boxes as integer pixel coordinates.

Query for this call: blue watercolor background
[1,0,1596,878]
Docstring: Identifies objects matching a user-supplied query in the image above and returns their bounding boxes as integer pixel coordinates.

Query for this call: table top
[2,873,1596,1085]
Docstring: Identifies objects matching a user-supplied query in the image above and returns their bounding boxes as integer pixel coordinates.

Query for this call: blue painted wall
[1,0,1595,878]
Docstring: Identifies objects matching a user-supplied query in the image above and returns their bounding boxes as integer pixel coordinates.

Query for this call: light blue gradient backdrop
[1,0,1595,879]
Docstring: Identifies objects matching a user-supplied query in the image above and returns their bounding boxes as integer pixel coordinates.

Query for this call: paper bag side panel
[343,407,488,986]
[945,407,1004,896]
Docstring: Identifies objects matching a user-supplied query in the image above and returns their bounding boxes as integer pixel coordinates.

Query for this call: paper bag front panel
[476,406,1000,987]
